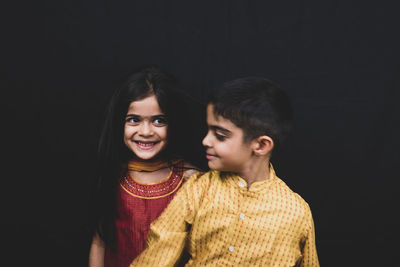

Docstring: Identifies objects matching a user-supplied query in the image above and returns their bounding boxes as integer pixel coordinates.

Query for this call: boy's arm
[130,172,205,267]
[300,208,320,267]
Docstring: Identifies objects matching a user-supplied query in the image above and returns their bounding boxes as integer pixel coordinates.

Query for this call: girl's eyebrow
[125,113,166,118]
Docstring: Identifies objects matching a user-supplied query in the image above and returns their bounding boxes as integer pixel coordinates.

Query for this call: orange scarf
[127,158,182,172]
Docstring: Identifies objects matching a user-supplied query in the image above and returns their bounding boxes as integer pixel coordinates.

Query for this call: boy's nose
[202,132,211,147]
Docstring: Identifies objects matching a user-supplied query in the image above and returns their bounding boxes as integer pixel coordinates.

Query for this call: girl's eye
[126,117,140,123]
[153,117,167,126]
[215,133,226,141]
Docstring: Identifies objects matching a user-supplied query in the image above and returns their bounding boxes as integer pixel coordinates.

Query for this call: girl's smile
[134,141,160,150]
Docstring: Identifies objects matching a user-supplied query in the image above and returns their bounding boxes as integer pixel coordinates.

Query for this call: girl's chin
[132,147,168,161]
[134,152,159,161]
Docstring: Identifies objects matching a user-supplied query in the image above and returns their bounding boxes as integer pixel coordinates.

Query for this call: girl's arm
[89,233,105,267]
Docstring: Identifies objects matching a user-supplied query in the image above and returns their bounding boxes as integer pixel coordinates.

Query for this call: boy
[131,77,319,266]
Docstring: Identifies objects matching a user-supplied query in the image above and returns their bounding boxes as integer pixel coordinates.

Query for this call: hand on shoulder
[183,162,202,179]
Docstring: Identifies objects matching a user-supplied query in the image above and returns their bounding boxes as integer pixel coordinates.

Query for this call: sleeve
[130,172,208,267]
[299,206,320,267]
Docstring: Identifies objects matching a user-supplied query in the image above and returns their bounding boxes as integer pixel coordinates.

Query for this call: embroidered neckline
[120,161,184,199]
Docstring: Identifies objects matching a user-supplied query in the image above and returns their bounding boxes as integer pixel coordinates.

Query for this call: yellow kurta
[131,166,319,267]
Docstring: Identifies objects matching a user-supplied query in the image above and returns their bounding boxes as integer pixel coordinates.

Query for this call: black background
[2,1,399,266]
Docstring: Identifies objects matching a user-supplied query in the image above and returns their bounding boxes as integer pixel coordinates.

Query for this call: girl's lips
[135,141,159,150]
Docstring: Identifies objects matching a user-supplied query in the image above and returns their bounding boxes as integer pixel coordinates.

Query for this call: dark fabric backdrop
[2,1,399,266]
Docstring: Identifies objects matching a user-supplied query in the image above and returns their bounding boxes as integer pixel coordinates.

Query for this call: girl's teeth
[138,142,154,147]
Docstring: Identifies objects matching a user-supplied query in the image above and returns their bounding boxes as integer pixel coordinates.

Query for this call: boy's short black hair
[208,77,293,149]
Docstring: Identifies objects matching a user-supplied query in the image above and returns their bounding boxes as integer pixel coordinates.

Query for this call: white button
[228,246,234,252]
[238,181,245,188]
[240,213,245,219]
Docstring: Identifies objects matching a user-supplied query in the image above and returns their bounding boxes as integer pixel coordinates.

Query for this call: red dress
[104,163,185,267]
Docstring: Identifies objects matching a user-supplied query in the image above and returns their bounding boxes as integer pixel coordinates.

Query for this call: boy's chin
[207,162,227,172]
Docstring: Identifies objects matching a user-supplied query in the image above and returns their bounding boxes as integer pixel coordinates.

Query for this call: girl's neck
[129,167,172,184]
[128,157,170,172]
[127,157,178,184]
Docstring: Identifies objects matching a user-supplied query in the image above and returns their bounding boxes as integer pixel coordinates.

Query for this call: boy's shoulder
[272,175,312,217]
[183,169,226,190]
[179,170,221,206]
[185,169,220,182]
[184,168,311,208]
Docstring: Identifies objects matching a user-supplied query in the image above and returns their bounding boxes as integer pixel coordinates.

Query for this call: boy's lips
[206,153,217,160]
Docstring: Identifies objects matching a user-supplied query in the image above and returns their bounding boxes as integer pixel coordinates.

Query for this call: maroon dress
[104,163,185,267]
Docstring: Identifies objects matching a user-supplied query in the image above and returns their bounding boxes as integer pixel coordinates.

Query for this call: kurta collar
[223,163,277,193]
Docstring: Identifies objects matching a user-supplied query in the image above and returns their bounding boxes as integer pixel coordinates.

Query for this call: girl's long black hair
[90,65,207,247]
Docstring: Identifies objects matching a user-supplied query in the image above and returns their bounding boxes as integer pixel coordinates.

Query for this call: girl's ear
[252,136,274,156]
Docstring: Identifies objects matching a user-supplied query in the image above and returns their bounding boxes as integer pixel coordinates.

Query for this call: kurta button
[228,246,234,252]
[238,181,245,188]
[240,213,245,219]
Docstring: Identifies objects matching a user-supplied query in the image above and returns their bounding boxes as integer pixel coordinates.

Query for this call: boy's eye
[215,133,226,141]
[153,117,167,126]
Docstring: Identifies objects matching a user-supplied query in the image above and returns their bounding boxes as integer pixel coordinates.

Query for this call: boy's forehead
[206,104,221,122]
[206,104,236,129]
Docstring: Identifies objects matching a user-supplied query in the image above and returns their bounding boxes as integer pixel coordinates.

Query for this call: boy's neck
[237,157,271,188]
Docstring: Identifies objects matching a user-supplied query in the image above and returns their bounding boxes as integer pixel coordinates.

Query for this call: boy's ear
[252,135,274,156]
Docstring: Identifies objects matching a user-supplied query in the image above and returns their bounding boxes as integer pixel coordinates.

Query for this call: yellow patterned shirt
[131,165,319,267]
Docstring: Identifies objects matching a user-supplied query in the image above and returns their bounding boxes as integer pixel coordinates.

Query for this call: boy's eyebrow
[209,125,232,134]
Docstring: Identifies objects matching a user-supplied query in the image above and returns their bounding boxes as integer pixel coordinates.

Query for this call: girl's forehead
[127,95,163,115]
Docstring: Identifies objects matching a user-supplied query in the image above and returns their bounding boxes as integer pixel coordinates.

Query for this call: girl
[89,65,206,267]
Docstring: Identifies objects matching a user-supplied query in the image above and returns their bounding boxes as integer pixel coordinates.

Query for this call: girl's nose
[139,122,153,136]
